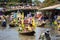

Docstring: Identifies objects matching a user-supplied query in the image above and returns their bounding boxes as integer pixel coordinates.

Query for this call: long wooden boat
[19,31,35,36]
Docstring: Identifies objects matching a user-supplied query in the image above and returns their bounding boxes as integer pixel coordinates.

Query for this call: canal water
[0,25,51,40]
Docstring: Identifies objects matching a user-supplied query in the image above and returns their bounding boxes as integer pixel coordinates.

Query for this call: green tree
[27,0,32,3]
[43,0,57,7]
[17,0,32,3]
[34,0,41,6]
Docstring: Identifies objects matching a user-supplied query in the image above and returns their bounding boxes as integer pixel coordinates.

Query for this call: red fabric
[35,14,42,19]
[24,20,28,24]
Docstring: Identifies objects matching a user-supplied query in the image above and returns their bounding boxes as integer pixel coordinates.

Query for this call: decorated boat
[9,12,36,35]
[9,19,17,27]
[18,23,35,36]
[18,13,36,36]
[19,30,35,36]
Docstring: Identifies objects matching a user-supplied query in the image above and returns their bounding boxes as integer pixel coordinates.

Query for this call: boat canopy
[56,7,60,9]
[39,4,60,10]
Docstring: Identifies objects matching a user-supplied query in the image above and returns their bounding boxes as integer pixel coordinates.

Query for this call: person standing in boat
[45,30,51,40]
[39,30,51,40]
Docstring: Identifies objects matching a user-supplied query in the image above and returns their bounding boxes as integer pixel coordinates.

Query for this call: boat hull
[37,23,46,27]
[9,24,16,27]
[19,31,35,36]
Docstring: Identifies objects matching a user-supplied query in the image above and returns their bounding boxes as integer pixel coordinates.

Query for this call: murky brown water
[0,25,51,40]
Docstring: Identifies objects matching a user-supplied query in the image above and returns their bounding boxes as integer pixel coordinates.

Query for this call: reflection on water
[0,26,50,40]
[35,27,51,40]
[0,29,20,40]
[19,35,35,40]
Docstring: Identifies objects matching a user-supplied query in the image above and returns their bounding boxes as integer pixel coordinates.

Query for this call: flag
[21,12,24,28]
[32,17,36,28]
[22,12,24,19]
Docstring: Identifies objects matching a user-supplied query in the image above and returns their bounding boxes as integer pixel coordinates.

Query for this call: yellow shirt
[28,27,32,31]
[58,25,60,28]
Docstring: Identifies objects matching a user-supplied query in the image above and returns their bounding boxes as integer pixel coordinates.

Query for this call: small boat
[9,24,16,27]
[19,31,35,36]
[37,23,46,27]
[9,21,17,27]
[18,21,35,36]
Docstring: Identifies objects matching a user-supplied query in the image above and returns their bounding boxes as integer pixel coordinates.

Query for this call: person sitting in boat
[28,24,34,31]
[24,19,28,24]
[9,21,14,25]
[54,15,60,31]
[57,16,60,25]
[18,20,21,27]
[18,27,22,32]
[35,12,43,20]
[1,18,6,27]
[13,19,17,24]
[58,23,60,31]
[24,28,29,32]
[9,15,14,22]
[9,19,16,27]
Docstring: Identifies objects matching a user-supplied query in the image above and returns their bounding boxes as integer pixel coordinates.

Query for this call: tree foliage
[34,0,41,6]
[43,0,57,7]
[1,0,32,3]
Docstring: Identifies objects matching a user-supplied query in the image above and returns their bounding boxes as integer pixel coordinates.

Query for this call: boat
[37,23,46,27]
[18,24,35,36]
[9,22,17,27]
[17,12,36,36]
[19,31,35,36]
[9,20,17,27]
[9,24,16,27]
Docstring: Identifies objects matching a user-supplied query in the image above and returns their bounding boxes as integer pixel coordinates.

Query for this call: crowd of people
[0,11,60,40]
[0,12,49,32]
[0,12,60,27]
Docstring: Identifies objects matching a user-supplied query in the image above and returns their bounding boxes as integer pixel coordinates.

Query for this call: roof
[6,6,39,11]
[39,4,60,10]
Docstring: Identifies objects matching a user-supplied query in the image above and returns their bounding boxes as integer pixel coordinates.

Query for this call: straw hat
[57,16,60,20]
[46,29,51,32]
[36,12,42,14]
